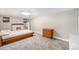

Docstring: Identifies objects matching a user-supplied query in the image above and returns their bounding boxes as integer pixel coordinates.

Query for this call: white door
[24,22,30,30]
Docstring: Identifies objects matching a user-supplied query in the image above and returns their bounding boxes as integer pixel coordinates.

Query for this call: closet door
[26,22,30,30]
[24,22,30,30]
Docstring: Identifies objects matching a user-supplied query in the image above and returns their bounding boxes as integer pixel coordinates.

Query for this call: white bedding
[1,30,33,39]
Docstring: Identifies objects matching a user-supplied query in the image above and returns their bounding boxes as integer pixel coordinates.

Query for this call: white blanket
[1,30,33,39]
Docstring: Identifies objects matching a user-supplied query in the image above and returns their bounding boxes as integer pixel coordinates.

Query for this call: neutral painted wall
[78,9,79,35]
[69,35,79,50]
[69,9,79,50]
[31,9,78,41]
[0,17,1,30]
[78,16,79,35]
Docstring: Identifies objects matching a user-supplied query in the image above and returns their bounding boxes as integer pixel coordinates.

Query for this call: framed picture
[3,17,10,23]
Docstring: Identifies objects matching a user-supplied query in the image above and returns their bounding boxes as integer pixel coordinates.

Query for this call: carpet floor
[0,33,69,50]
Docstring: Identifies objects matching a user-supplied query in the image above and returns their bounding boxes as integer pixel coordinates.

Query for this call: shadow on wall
[54,30,62,38]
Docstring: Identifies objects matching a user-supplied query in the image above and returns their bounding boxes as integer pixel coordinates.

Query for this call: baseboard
[33,31,42,35]
[34,31,69,42]
[54,36,69,42]
[37,32,42,35]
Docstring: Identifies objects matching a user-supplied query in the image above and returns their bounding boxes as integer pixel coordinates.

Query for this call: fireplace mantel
[11,23,24,31]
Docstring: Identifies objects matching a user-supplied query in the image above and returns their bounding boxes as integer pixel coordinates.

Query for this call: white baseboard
[33,31,42,34]
[54,36,69,42]
[33,31,42,35]
[34,31,69,42]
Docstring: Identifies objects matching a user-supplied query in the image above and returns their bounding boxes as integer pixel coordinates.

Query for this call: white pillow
[1,30,11,35]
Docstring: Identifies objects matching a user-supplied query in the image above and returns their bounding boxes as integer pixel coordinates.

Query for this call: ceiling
[0,8,74,18]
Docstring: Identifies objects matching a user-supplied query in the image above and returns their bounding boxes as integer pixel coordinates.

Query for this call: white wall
[78,16,79,35]
[0,17,1,30]
[69,35,79,50]
[31,9,78,41]
[78,9,79,35]
[69,9,79,50]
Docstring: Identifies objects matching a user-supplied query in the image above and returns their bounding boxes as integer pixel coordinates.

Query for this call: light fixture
[22,12,31,15]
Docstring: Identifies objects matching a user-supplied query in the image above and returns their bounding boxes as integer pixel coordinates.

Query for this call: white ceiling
[0,8,74,18]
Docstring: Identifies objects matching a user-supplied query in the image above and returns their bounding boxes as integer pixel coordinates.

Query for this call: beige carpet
[0,33,69,50]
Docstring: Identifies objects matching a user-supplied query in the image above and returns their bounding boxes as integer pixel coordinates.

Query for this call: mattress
[1,30,33,39]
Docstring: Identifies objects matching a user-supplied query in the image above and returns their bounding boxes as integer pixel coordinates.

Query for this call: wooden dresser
[0,37,2,46]
[43,28,54,39]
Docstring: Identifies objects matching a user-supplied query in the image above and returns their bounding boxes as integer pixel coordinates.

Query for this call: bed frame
[0,32,34,46]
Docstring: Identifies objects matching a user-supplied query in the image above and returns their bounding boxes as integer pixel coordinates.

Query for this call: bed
[0,30,34,46]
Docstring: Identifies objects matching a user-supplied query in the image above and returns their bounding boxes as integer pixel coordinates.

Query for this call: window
[3,17,10,23]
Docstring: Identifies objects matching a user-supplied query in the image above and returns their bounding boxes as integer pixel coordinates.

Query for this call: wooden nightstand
[0,37,2,46]
[43,28,54,39]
